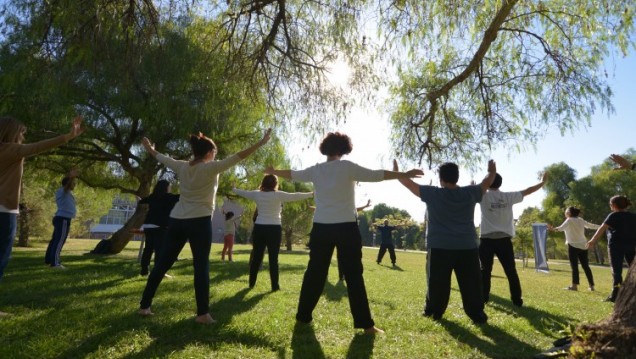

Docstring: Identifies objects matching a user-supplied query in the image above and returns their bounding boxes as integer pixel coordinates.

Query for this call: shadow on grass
[438,318,540,358]
[488,294,576,337]
[291,322,325,359]
[324,278,348,302]
[345,333,375,359]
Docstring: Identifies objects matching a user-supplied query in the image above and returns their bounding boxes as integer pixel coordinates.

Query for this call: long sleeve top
[0,135,70,212]
[54,187,77,219]
[232,189,313,225]
[156,153,241,219]
[554,217,600,250]
[291,159,383,224]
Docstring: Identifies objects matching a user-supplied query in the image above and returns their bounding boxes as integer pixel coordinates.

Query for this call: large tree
[0,1,280,253]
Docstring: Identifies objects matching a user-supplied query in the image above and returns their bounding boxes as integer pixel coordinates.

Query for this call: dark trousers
[608,243,636,299]
[249,224,282,290]
[376,243,396,264]
[296,222,375,329]
[0,212,17,281]
[568,245,594,286]
[140,227,167,272]
[479,237,522,304]
[45,216,71,267]
[425,248,486,321]
[140,216,212,315]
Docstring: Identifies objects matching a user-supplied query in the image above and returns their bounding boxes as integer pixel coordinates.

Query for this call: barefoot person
[233,174,313,291]
[265,132,423,334]
[138,128,271,324]
[0,115,84,316]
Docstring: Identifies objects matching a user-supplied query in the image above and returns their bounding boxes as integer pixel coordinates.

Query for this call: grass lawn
[0,238,615,358]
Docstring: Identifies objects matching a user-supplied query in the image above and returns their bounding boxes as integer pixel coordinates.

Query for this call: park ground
[0,239,616,358]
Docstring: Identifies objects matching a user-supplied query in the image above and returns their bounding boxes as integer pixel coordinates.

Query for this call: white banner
[532,223,549,272]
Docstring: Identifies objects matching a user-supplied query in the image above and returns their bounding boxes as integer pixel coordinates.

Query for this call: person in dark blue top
[587,195,636,302]
[138,180,180,276]
[45,168,79,269]
[375,220,399,266]
[394,159,496,324]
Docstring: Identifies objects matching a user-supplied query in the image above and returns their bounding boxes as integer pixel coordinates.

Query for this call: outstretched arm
[237,128,272,159]
[141,137,159,158]
[383,168,424,180]
[610,154,634,171]
[479,160,497,193]
[393,160,421,198]
[264,166,292,179]
[19,116,85,157]
[586,223,609,249]
[356,199,372,212]
[521,172,548,197]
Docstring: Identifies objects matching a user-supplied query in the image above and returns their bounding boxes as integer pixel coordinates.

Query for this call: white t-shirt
[291,159,384,224]
[479,190,524,237]
[156,153,241,219]
[554,217,600,250]
[232,189,313,225]
[224,217,240,235]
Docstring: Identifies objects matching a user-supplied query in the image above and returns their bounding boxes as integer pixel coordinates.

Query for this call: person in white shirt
[479,171,547,307]
[549,207,600,291]
[233,174,313,291]
[138,128,271,324]
[265,131,423,335]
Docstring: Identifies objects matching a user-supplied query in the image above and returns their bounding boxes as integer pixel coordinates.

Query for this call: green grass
[0,239,615,358]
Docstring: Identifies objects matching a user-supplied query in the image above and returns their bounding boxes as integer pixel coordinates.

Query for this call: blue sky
[287,54,636,222]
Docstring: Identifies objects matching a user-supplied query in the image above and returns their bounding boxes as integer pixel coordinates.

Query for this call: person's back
[606,211,636,247]
[479,189,522,238]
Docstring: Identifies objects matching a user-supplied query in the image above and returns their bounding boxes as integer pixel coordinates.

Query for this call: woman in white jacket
[550,207,600,291]
[233,174,313,291]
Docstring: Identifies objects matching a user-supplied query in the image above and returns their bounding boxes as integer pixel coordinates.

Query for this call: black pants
[608,243,636,299]
[140,216,212,316]
[479,237,522,305]
[45,216,71,267]
[376,243,396,264]
[249,224,282,290]
[567,245,594,286]
[140,227,167,272]
[296,222,375,329]
[425,248,486,321]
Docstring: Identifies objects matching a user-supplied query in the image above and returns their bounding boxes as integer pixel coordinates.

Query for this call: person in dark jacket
[138,180,180,276]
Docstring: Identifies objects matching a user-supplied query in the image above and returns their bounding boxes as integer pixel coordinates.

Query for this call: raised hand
[610,154,632,170]
[260,128,272,146]
[68,116,85,139]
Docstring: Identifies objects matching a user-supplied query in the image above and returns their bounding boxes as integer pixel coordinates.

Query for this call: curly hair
[319,132,353,157]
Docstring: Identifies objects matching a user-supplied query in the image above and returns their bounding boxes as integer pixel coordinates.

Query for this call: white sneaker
[51,265,66,270]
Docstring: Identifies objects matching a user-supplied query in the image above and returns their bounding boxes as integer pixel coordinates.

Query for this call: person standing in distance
[45,168,80,269]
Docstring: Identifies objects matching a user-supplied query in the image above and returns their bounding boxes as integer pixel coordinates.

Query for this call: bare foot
[195,313,216,324]
[138,308,154,316]
[164,273,173,279]
[364,326,384,334]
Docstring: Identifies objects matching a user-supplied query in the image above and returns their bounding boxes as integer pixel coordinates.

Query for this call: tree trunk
[570,260,636,358]
[285,229,293,251]
[90,204,148,254]
[17,202,29,247]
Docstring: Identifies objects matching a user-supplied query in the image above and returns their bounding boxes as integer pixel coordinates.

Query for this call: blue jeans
[140,216,213,315]
[45,216,72,266]
[0,212,17,281]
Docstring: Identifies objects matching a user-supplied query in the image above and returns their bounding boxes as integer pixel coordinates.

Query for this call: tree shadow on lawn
[438,318,541,358]
[487,294,576,337]
[53,288,279,358]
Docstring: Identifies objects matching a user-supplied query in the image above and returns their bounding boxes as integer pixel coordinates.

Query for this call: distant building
[89,196,244,241]
[89,196,136,239]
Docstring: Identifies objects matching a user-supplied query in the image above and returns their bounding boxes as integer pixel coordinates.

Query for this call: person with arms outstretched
[478,171,547,307]
[587,195,636,302]
[265,132,423,334]
[233,174,313,291]
[394,159,496,323]
[138,128,271,324]
[0,115,84,316]
[375,219,399,267]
